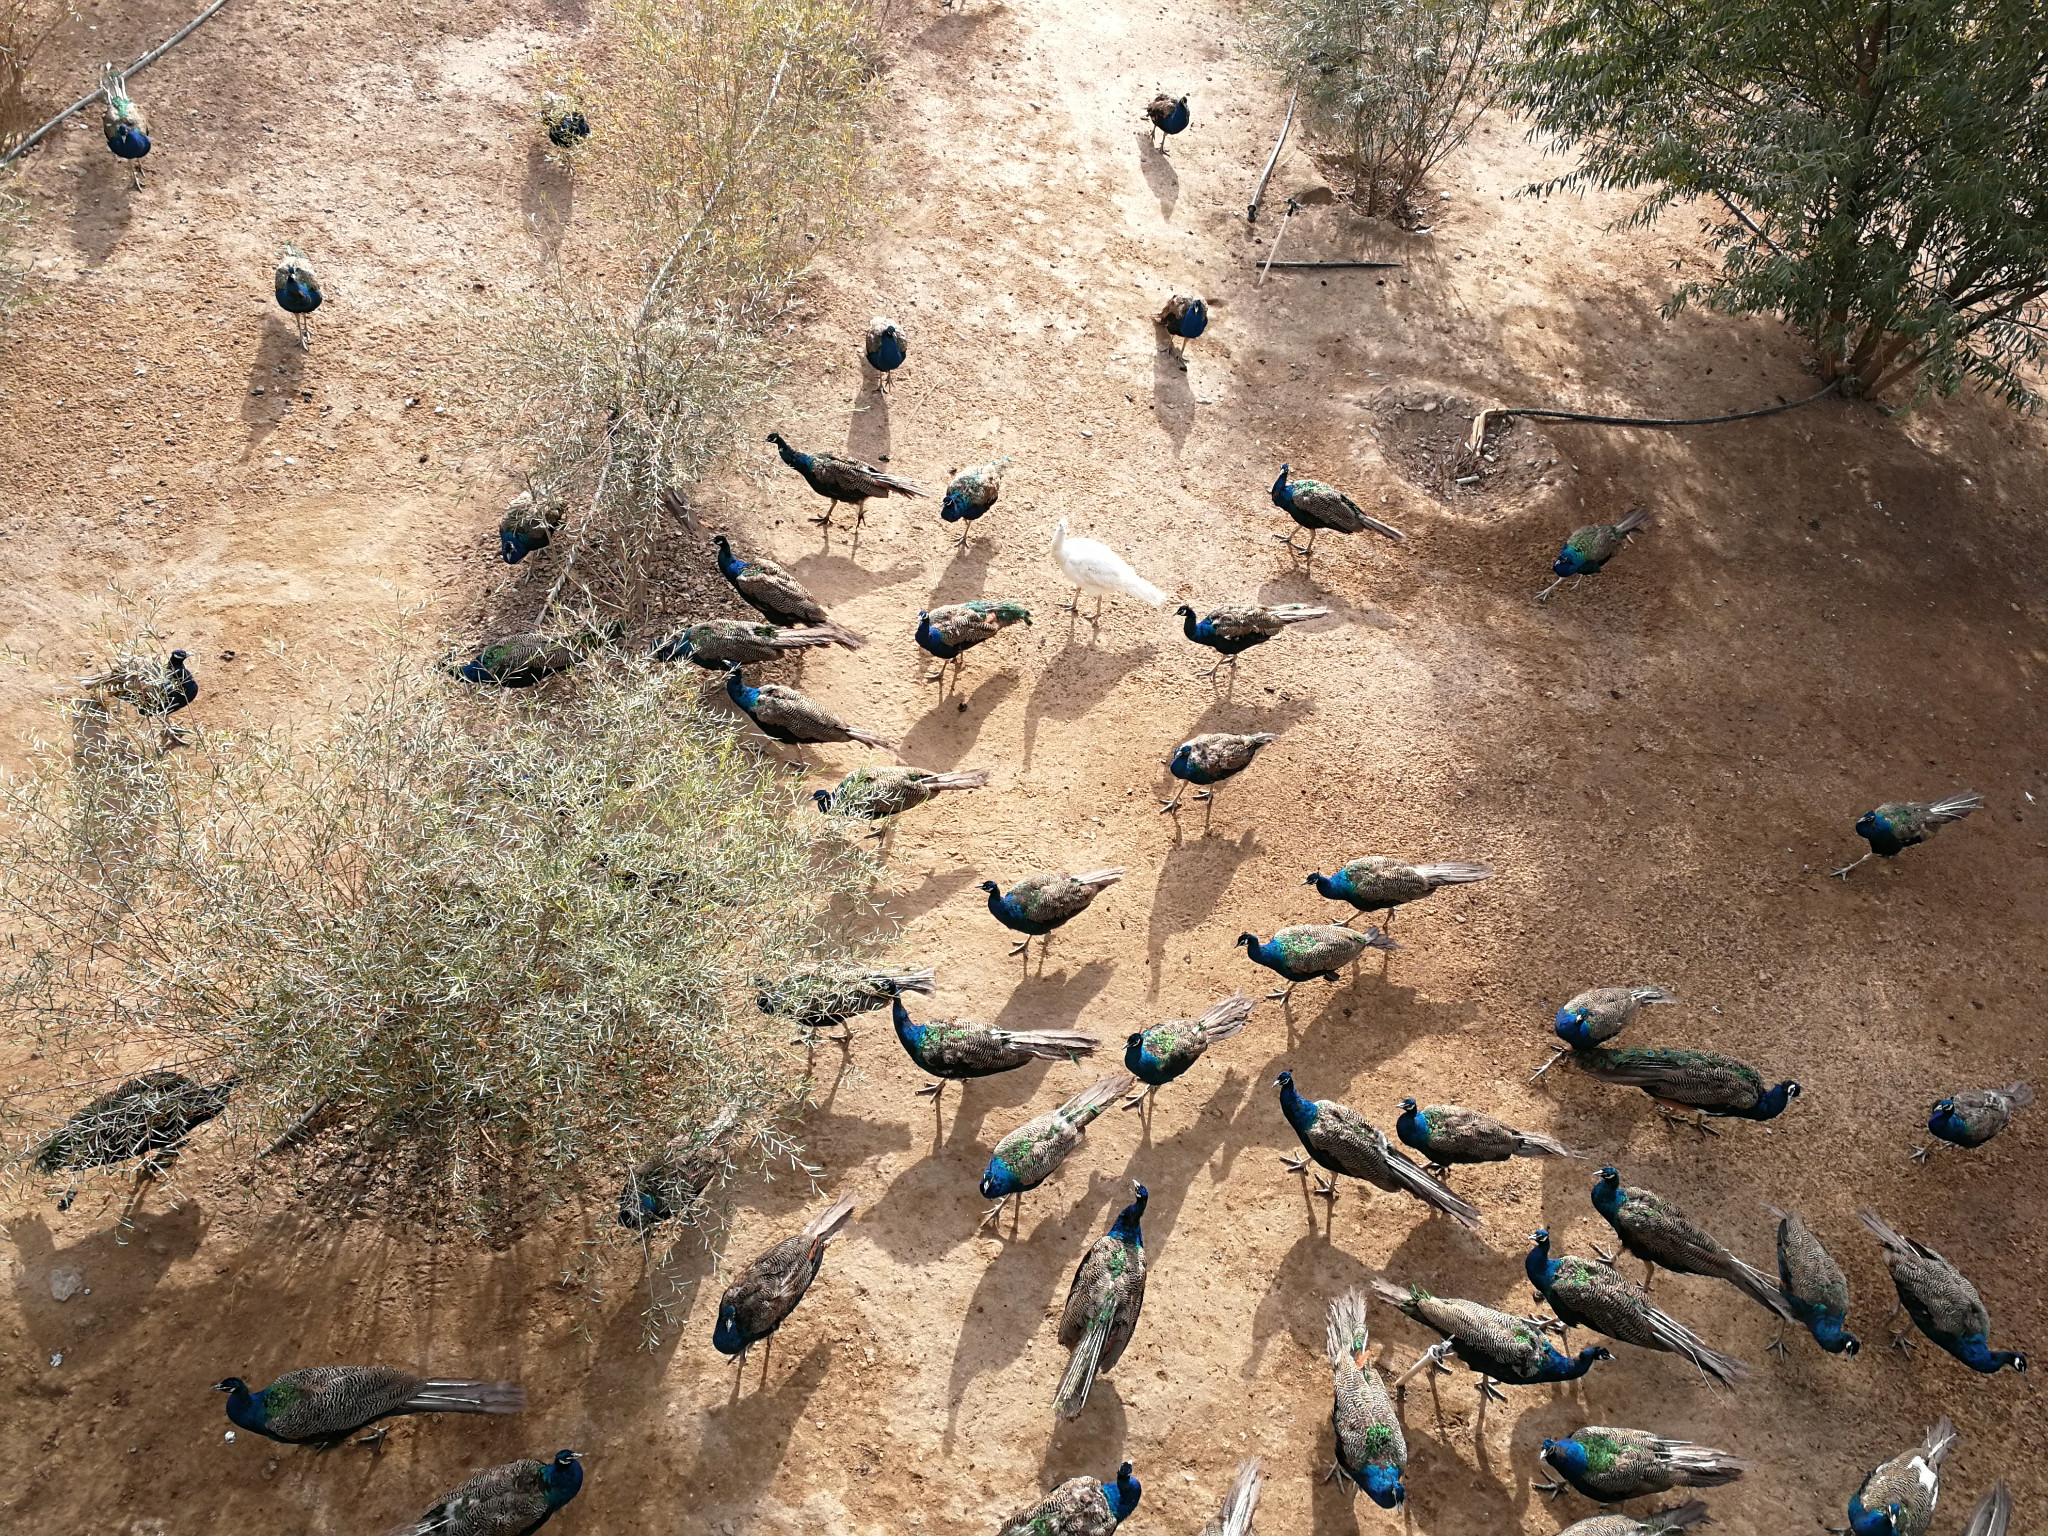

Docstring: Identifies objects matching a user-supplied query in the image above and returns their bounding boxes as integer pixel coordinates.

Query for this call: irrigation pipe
[1463,378,1845,460]
[0,0,234,170]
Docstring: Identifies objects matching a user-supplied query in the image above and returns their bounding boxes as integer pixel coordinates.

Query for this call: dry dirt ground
[4,0,2047,1533]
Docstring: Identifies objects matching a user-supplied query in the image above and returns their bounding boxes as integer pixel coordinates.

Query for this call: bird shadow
[875,866,981,927]
[1256,570,1402,629]
[783,551,922,605]
[1143,828,1261,998]
[1020,643,1159,769]
[242,322,310,445]
[847,382,891,464]
[1039,1377,1129,1483]
[912,3,1003,52]
[1244,1228,1380,1379]
[1125,1067,1256,1239]
[5,1204,206,1367]
[1135,131,1179,217]
[929,537,997,606]
[67,169,136,271]
[898,670,1020,769]
[673,1338,835,1522]
[1151,343,1197,456]
[520,142,574,259]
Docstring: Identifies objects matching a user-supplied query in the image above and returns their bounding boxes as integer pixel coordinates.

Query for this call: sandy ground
[3,0,2046,1533]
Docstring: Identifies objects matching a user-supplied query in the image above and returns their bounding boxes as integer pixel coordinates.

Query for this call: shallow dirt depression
[3,0,2046,1534]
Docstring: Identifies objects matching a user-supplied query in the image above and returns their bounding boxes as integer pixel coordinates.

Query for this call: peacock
[1554,1503,1709,1536]
[1325,1288,1406,1507]
[1765,1203,1859,1357]
[215,1369,525,1447]
[978,1072,1132,1226]
[388,1449,583,1536]
[1835,793,1983,878]
[99,65,150,186]
[1275,1071,1480,1227]
[1162,731,1276,815]
[1055,1182,1148,1419]
[1175,603,1330,678]
[1051,518,1166,615]
[78,648,198,717]
[765,431,929,529]
[997,1463,1141,1536]
[616,1106,742,1231]
[1394,1099,1583,1180]
[1591,1167,1792,1319]
[1569,1045,1800,1133]
[1537,1428,1747,1504]
[540,91,590,148]
[916,600,1031,678]
[712,534,862,636]
[274,247,323,349]
[941,456,1011,543]
[813,767,989,831]
[1306,857,1494,929]
[447,631,605,688]
[1199,1460,1262,1536]
[1525,1228,1747,1385]
[1857,1209,2025,1372]
[713,1196,856,1361]
[1844,1419,1956,1536]
[1270,467,1405,556]
[34,1069,236,1212]
[1920,1081,2033,1160]
[499,485,566,565]
[723,665,895,751]
[653,618,859,669]
[981,867,1126,959]
[755,964,934,1039]
[863,317,907,391]
[889,991,1098,1102]
[1123,992,1256,1109]
[1145,92,1190,148]
[1157,294,1207,355]
[1371,1277,1613,1399]
[1540,509,1649,601]
[1239,925,1398,999]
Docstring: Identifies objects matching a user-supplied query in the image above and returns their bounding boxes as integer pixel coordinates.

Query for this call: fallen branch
[0,0,233,169]
[1246,83,1299,224]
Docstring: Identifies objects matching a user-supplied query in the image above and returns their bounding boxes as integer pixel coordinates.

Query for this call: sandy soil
[3,0,2046,1533]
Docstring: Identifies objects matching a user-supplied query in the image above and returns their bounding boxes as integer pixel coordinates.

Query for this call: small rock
[49,1268,83,1302]
[225,1430,236,1443]
[49,1352,62,1367]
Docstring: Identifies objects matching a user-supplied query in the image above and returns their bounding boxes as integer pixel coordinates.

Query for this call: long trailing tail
[1193,992,1257,1044]
[845,727,899,753]
[1357,512,1405,541]
[657,485,703,535]
[686,1103,742,1152]
[1356,926,1403,954]
[1647,1501,1712,1534]
[1644,1299,1747,1385]
[1928,792,1983,823]
[1999,1081,2035,1109]
[1724,1253,1796,1321]
[920,770,992,793]
[399,1380,527,1416]
[1054,1306,1113,1419]
[1660,1439,1749,1487]
[1857,1207,1923,1264]
[1367,1275,1423,1318]
[1325,1287,1371,1368]
[871,967,936,998]
[1073,867,1129,892]
[1614,508,1651,535]
[802,1194,858,1246]
[1000,1029,1101,1062]
[775,624,868,653]
[1216,1458,1262,1536]
[1633,986,1679,1006]
[1961,1482,2012,1536]
[1381,1137,1482,1229]
[1269,605,1331,626]
[1116,570,1168,607]
[812,621,868,650]
[1415,861,1495,886]
[1061,1072,1135,1130]
[1920,1415,1958,1468]
[1509,1128,1586,1159]
[870,469,932,498]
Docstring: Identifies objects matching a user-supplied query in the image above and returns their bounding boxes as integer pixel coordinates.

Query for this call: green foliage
[1,647,887,1233]
[1249,0,1509,217]
[1512,0,2048,406]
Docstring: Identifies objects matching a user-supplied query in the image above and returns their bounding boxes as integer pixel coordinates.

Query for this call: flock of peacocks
[36,73,2031,1536]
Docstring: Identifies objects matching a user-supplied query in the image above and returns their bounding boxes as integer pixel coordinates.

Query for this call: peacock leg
[1280,1152,1311,1174]
[1475,1376,1508,1404]
[915,1078,946,1101]
[1157,787,1186,813]
[1534,1477,1569,1498]
[1766,1331,1789,1360]
[1535,576,1565,603]
[297,313,311,350]
[1528,1046,1570,1082]
[1831,851,1871,878]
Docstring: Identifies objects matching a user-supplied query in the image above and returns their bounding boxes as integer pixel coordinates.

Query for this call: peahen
[1540,509,1648,601]
[78,648,198,717]
[1569,1045,1800,1133]
[1371,1277,1612,1399]
[1525,1228,1747,1385]
[616,1106,742,1231]
[765,432,929,529]
[1325,1288,1406,1507]
[274,246,323,349]
[1123,992,1256,1109]
[1275,1071,1479,1227]
[1919,1081,2033,1160]
[1145,92,1189,148]
[814,767,989,831]
[1306,857,1494,929]
[981,867,1125,959]
[723,665,895,751]
[1162,731,1276,816]
[215,1369,524,1447]
[540,91,590,148]
[1270,467,1405,556]
[1844,1419,1956,1536]
[1175,603,1330,678]
[756,964,934,1040]
[34,1069,236,1212]
[1394,1099,1583,1180]
[99,65,150,186]
[1765,1204,1859,1357]
[447,631,604,688]
[1239,925,1398,999]
[1537,1428,1747,1504]
[388,1449,583,1536]
[889,991,1097,1102]
[1157,294,1207,356]
[1055,1182,1148,1419]
[499,485,565,564]
[916,600,1031,678]
[1834,793,1983,878]
[978,1072,1132,1226]
[712,535,865,640]
[863,317,907,391]
[1857,1209,2025,1372]
[653,618,858,668]
[1590,1167,1791,1317]
[941,456,1011,543]
[713,1196,856,1361]
[997,1463,1141,1536]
